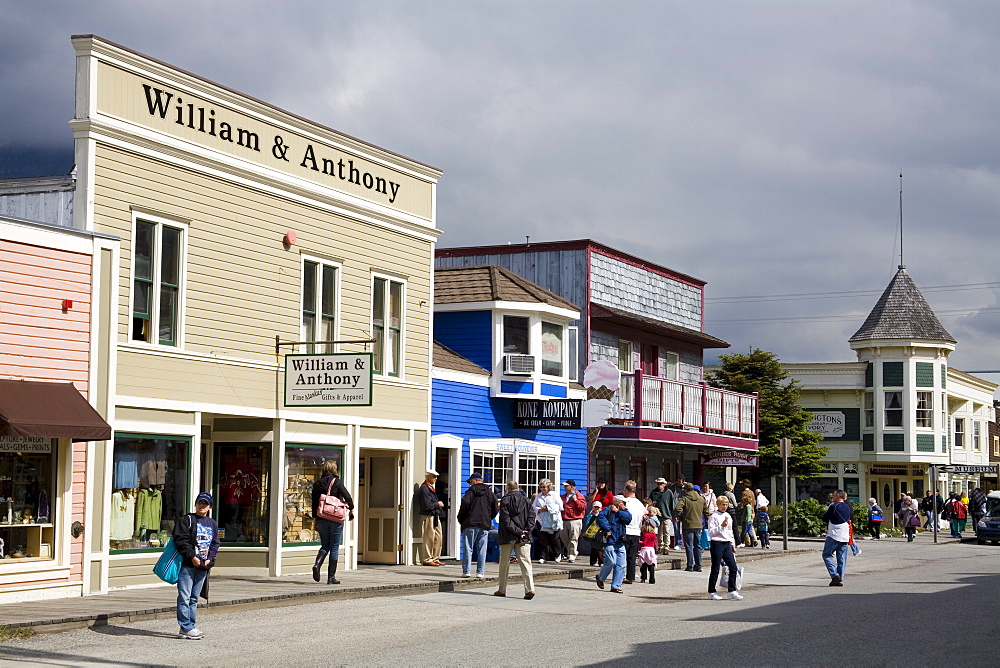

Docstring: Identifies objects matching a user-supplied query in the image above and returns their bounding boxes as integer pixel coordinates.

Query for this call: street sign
[937,465,998,474]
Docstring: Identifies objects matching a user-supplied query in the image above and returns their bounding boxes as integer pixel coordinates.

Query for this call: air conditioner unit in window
[503,354,535,375]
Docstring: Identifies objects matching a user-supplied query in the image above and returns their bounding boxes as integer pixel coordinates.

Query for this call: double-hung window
[884,391,903,427]
[132,218,184,346]
[954,418,965,448]
[915,392,933,428]
[302,259,338,352]
[372,277,403,376]
[864,392,875,428]
[973,421,981,450]
[540,322,564,376]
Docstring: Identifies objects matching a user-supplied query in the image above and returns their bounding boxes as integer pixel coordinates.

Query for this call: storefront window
[109,434,189,551]
[795,476,839,502]
[283,445,343,544]
[472,452,513,496]
[471,445,558,498]
[0,437,56,561]
[517,454,556,498]
[215,444,269,545]
[843,478,860,503]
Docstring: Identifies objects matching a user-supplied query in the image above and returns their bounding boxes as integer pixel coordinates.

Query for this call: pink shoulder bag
[318,478,350,522]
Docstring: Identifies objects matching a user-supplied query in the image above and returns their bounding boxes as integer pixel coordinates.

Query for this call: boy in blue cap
[173,492,220,639]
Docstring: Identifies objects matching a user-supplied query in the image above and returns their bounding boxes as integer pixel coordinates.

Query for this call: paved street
[1,537,996,666]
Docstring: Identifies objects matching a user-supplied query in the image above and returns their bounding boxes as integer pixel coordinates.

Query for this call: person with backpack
[311,460,355,583]
[595,495,632,593]
[583,500,606,566]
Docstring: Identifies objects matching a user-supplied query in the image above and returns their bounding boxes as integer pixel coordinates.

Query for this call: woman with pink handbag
[897,495,920,542]
[311,460,354,584]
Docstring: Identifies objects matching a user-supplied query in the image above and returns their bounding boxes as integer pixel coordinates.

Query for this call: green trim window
[302,259,338,353]
[214,444,269,545]
[132,219,183,346]
[372,277,403,377]
[109,433,190,553]
[283,445,344,544]
[915,391,933,428]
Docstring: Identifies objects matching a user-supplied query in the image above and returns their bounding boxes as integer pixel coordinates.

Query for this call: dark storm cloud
[3,0,1000,375]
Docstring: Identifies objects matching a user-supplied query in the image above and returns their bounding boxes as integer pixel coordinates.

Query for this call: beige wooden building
[68,35,441,591]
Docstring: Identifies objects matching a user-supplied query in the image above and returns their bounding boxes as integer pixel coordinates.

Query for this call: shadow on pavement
[87,624,179,639]
[581,571,1000,667]
[0,644,171,667]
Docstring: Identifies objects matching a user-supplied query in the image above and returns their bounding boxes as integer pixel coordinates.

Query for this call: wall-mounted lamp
[62,299,73,311]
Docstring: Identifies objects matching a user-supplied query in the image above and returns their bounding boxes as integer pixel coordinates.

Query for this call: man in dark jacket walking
[674,483,708,572]
[173,492,220,640]
[494,480,536,599]
[457,471,498,579]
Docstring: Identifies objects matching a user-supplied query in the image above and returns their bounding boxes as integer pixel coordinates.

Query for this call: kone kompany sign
[285,353,373,407]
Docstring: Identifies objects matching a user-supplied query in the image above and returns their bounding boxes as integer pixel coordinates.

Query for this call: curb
[9,558,686,635]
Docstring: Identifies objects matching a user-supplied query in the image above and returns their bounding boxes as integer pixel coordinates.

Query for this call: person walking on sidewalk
[311,460,355,584]
[707,495,743,600]
[531,479,563,564]
[674,483,708,572]
[457,471,498,579]
[418,470,445,566]
[559,479,587,562]
[595,495,633,593]
[173,492,220,640]
[866,498,884,540]
[621,481,644,584]
[822,490,853,586]
[897,495,918,542]
[495,480,536,600]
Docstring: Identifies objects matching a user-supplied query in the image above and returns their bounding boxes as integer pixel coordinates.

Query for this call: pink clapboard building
[0,199,116,602]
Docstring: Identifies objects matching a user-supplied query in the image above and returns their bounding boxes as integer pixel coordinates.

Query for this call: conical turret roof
[849,267,955,343]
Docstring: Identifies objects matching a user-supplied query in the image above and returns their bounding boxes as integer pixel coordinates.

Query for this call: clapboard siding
[433,311,492,371]
[93,145,434,395]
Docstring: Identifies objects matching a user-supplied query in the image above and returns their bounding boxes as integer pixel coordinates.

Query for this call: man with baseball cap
[172,492,219,640]
[559,479,587,563]
[457,471,498,578]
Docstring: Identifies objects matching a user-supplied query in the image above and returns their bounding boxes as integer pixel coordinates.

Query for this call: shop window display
[215,444,269,545]
[109,435,189,551]
[283,445,343,544]
[0,437,55,561]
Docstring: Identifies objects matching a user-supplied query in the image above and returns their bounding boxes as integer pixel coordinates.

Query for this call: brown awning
[0,379,112,442]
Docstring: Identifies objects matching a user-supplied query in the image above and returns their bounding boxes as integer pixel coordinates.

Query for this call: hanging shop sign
[284,353,373,407]
[868,466,907,476]
[699,450,759,467]
[514,399,582,429]
[807,411,846,438]
[0,436,52,453]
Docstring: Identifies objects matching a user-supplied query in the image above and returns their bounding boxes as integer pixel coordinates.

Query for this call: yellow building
[70,35,441,591]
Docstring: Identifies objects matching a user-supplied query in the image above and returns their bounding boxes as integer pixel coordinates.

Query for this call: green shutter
[865,362,874,388]
[882,362,904,387]
[916,434,935,452]
[915,362,934,387]
[883,433,905,451]
[942,434,948,453]
[941,364,947,389]
[863,433,874,452]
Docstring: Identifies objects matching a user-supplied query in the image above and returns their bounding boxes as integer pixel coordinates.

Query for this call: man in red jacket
[560,480,588,563]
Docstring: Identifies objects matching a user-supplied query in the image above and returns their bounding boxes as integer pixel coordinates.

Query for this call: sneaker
[708,592,723,600]
[610,588,624,593]
[178,628,204,640]
[474,574,485,580]
[727,592,743,600]
[459,573,471,578]
[555,555,563,562]
[567,556,576,563]
[538,559,546,564]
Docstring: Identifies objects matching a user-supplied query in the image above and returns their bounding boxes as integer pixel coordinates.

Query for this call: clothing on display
[113,448,139,489]
[110,490,137,540]
[135,487,163,535]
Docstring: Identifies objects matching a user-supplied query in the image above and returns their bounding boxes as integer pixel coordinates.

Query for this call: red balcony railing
[611,370,758,438]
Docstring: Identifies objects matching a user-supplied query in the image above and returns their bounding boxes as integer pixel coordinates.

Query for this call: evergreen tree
[706,348,827,486]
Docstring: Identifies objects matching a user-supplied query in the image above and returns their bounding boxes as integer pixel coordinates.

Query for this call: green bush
[767,500,872,537]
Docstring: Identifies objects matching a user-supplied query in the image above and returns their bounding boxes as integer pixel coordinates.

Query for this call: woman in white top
[532,479,564,563]
[707,496,742,600]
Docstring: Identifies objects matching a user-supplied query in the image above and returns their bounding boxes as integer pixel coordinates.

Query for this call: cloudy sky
[3,1,1000,377]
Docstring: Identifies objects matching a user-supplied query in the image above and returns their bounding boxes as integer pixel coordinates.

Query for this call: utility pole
[781,438,791,551]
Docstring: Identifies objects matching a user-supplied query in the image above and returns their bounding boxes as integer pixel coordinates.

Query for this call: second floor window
[302,259,338,352]
[954,418,965,448]
[973,421,981,450]
[132,219,183,346]
[915,392,933,428]
[884,391,903,427]
[372,277,402,376]
[864,392,874,428]
[540,321,563,376]
[503,316,530,354]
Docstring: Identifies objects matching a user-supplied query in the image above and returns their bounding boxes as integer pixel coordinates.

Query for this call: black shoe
[830,576,843,587]
[493,591,506,597]
[312,564,321,582]
[693,567,702,572]
[684,567,693,572]
[623,579,633,585]
[327,560,340,585]
[523,591,535,600]
[596,578,605,589]
[610,588,624,593]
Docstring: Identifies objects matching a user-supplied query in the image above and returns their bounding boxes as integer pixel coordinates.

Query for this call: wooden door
[361,454,400,564]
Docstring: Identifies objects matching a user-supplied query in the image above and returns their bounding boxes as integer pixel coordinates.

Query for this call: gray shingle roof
[849,267,955,343]
[434,265,578,311]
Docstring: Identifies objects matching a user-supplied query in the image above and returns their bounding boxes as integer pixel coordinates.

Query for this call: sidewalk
[0,544,806,636]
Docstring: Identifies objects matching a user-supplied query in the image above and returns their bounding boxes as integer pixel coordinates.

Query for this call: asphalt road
[1,537,996,667]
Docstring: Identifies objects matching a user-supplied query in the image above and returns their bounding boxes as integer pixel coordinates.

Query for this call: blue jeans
[683,528,703,569]
[740,521,755,545]
[708,541,739,592]
[598,543,627,589]
[176,565,208,632]
[673,520,683,547]
[822,537,849,581]
[317,518,345,560]
[461,527,489,576]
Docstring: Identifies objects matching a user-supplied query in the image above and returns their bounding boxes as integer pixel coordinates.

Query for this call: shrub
[767,499,870,537]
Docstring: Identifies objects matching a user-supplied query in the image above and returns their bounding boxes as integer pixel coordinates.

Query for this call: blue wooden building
[430,265,588,560]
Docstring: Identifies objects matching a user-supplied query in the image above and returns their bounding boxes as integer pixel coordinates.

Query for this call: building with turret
[774,266,996,509]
